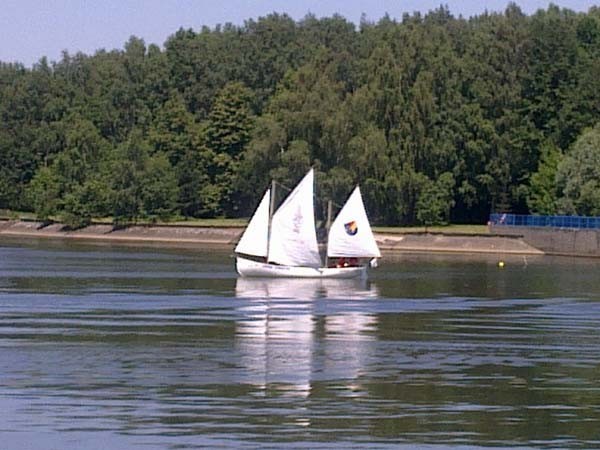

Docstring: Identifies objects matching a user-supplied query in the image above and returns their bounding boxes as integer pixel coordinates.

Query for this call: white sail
[327,186,381,258]
[268,169,322,268]
[235,189,270,257]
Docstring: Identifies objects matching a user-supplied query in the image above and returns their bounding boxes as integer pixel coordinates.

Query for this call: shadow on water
[1,238,600,448]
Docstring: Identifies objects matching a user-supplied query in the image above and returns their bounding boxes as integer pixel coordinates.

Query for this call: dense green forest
[1,3,599,227]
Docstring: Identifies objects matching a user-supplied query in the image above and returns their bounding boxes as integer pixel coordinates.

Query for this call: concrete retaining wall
[490,225,600,257]
[376,232,543,255]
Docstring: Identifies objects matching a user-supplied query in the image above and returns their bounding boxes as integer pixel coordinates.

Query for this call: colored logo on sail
[344,221,358,236]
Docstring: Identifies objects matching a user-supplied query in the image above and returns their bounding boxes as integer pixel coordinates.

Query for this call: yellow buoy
[498,261,505,268]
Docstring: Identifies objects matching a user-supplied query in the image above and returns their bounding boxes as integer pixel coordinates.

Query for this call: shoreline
[0,219,544,256]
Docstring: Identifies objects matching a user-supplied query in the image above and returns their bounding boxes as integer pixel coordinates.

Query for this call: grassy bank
[373,224,489,234]
[90,217,249,228]
[1,209,487,234]
[0,210,248,228]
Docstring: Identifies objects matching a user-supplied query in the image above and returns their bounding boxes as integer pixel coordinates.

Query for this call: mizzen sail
[327,186,381,258]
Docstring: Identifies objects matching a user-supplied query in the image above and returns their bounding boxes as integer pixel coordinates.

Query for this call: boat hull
[236,257,367,279]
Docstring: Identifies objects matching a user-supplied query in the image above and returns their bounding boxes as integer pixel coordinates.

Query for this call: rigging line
[272,178,344,209]
[272,180,293,194]
[328,199,344,209]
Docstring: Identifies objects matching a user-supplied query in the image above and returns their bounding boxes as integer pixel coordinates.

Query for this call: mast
[326,200,333,230]
[325,199,333,268]
[269,180,277,220]
[266,179,276,262]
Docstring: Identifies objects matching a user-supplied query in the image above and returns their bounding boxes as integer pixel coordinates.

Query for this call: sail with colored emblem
[268,169,322,268]
[326,186,381,258]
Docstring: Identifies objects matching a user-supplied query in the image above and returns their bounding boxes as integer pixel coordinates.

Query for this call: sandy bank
[0,219,543,255]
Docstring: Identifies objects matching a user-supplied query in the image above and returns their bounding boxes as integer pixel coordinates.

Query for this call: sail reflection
[234,278,378,398]
[235,277,379,301]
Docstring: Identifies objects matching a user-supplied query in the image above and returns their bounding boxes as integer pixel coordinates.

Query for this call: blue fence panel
[489,213,600,230]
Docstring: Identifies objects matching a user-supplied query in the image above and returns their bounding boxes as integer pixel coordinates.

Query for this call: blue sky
[0,0,597,66]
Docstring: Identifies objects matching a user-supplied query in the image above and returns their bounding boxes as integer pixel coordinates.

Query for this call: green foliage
[556,123,600,215]
[26,116,111,222]
[527,143,562,214]
[204,82,254,157]
[110,130,179,223]
[202,82,255,216]
[416,172,456,226]
[141,154,180,221]
[2,6,600,225]
[148,93,207,217]
[61,186,94,229]
[270,140,311,183]
[27,166,61,220]
[233,114,286,215]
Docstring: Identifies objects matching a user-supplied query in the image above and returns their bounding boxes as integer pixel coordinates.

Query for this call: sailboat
[235,169,381,278]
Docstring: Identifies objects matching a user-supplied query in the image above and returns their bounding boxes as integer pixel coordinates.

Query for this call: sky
[0,0,597,66]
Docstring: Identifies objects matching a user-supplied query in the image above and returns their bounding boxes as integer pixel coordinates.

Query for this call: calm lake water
[1,237,600,449]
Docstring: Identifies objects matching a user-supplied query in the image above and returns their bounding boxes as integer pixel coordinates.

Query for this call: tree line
[1,3,599,228]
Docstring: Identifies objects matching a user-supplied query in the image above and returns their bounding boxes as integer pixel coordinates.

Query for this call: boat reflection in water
[234,278,378,399]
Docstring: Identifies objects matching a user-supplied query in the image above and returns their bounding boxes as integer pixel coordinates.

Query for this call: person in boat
[334,257,359,268]
[336,257,347,268]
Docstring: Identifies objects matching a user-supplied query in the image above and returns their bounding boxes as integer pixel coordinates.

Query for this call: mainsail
[268,169,322,268]
[327,186,381,258]
[234,189,271,257]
